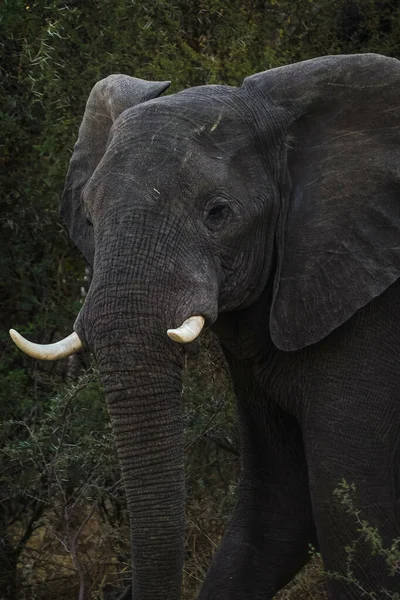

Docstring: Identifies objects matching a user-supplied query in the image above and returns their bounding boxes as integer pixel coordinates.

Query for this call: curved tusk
[167,316,205,344]
[9,330,83,361]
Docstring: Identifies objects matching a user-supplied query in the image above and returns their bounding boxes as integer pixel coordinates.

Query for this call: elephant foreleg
[302,282,400,600]
[198,386,317,600]
[304,382,400,599]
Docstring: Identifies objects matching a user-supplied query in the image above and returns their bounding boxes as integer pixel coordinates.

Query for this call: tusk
[9,330,83,360]
[167,316,205,344]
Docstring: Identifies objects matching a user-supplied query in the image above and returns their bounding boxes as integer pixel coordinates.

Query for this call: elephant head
[11,54,400,599]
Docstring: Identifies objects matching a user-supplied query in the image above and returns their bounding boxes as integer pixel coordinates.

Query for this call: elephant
[10,53,400,599]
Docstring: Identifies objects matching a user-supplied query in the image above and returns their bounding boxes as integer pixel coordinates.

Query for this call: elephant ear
[60,75,171,264]
[244,54,400,351]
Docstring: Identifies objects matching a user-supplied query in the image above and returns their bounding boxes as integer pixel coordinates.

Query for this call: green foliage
[0,367,127,600]
[328,481,400,599]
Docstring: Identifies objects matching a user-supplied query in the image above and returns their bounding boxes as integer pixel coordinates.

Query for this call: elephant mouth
[9,315,205,360]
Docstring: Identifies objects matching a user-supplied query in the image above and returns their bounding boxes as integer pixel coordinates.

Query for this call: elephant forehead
[96,110,251,186]
[86,130,256,216]
[86,91,258,208]
[113,90,251,152]
[91,138,233,205]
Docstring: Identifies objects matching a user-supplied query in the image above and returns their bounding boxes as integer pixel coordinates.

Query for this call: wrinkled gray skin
[60,55,400,599]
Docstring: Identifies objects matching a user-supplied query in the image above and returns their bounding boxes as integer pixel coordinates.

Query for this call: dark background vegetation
[1,1,400,598]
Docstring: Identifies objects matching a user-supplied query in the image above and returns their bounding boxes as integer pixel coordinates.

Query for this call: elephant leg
[198,379,317,600]
[304,387,400,599]
[302,289,400,599]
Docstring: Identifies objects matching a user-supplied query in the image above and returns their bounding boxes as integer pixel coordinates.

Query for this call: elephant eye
[204,203,231,231]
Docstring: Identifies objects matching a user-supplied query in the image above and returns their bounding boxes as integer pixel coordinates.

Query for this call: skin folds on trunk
[96,330,185,600]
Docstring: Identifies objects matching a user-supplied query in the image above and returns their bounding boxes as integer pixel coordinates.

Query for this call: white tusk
[167,316,205,344]
[9,330,83,361]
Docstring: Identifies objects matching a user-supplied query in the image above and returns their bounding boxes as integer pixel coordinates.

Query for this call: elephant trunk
[71,212,217,599]
[95,323,185,599]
